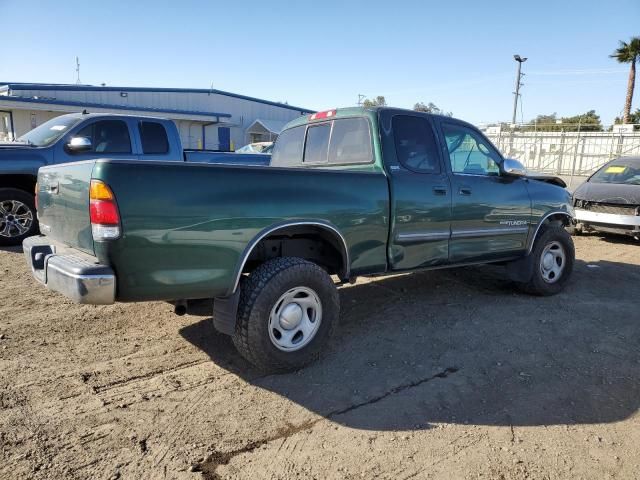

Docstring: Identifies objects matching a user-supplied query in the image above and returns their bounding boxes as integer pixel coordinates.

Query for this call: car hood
[573,181,640,204]
[526,173,566,188]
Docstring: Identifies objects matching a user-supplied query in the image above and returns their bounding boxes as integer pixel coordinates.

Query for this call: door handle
[458,186,472,196]
[432,186,447,196]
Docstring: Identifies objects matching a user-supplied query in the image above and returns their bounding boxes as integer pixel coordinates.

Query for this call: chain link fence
[485,126,640,178]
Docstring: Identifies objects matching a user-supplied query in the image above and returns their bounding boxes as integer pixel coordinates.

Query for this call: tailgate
[37,161,95,255]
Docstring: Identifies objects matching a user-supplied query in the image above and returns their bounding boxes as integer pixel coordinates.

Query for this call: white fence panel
[486,130,640,175]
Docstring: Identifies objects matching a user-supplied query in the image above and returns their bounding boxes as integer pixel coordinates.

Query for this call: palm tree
[611,37,640,124]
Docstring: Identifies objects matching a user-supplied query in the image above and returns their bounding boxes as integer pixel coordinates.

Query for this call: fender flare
[526,211,573,254]
[226,220,350,296]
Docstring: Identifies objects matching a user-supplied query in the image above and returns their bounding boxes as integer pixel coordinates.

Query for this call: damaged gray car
[572,156,640,239]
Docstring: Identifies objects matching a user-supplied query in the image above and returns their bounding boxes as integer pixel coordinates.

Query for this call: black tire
[0,188,39,247]
[520,225,575,296]
[232,257,340,373]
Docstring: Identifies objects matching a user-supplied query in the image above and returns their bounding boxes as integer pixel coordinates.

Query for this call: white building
[0,82,313,149]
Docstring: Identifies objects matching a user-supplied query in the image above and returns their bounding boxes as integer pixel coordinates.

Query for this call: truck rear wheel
[0,188,38,247]
[520,225,575,296]
[232,257,340,372]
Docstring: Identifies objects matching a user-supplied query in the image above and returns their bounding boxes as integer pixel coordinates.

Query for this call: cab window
[303,123,331,163]
[271,125,305,167]
[392,115,441,173]
[139,121,169,154]
[442,124,501,175]
[328,118,372,164]
[75,120,132,154]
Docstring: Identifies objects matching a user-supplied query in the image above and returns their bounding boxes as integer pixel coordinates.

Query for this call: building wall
[10,110,62,138]
[8,87,308,149]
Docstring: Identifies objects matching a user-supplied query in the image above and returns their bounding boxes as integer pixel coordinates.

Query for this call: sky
[1,0,638,125]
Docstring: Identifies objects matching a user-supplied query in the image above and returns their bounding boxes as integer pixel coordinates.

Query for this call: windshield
[17,116,83,147]
[236,142,273,154]
[590,162,640,186]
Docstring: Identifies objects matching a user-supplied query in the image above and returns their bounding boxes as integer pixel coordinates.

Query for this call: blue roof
[0,94,232,118]
[0,82,314,114]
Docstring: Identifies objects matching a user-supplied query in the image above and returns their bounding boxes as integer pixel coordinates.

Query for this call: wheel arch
[228,221,350,296]
[0,174,38,195]
[526,211,572,254]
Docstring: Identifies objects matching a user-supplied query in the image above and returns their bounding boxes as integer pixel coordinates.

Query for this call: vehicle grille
[578,202,638,215]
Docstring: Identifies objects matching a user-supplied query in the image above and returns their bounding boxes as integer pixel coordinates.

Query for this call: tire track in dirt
[197,366,459,479]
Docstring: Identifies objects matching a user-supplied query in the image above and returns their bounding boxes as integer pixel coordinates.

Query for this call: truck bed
[36,159,389,301]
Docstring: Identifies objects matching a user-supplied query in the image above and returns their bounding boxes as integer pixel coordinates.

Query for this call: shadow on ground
[181,258,640,431]
[0,245,23,254]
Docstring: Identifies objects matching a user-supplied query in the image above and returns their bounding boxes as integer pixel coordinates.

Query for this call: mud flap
[212,289,241,335]
[505,254,535,283]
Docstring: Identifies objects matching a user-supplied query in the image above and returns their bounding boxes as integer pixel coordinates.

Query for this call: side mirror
[66,136,92,153]
[501,158,527,177]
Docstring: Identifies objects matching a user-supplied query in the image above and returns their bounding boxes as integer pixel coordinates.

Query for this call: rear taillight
[309,109,336,121]
[34,182,38,210]
[89,180,120,240]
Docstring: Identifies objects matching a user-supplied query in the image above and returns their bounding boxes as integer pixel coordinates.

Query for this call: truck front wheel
[232,257,340,372]
[0,188,38,247]
[520,225,575,296]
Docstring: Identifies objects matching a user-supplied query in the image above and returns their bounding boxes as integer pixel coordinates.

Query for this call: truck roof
[58,112,172,122]
[281,106,473,132]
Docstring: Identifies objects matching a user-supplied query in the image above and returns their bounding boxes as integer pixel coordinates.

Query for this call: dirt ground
[1,234,639,480]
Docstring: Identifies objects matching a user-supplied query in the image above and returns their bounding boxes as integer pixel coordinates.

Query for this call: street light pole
[512,54,527,125]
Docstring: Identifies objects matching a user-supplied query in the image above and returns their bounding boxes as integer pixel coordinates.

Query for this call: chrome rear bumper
[23,236,115,305]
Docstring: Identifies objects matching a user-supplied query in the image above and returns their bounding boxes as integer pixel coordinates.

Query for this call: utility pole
[357,94,366,106]
[511,54,527,125]
[75,57,81,85]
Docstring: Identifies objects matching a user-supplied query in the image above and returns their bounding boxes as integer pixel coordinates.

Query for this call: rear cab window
[139,121,169,154]
[304,124,331,163]
[271,125,305,167]
[271,117,373,168]
[329,118,372,164]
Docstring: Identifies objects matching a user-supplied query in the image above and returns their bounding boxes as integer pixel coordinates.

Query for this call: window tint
[442,124,501,175]
[271,125,305,167]
[304,123,331,163]
[139,121,169,154]
[392,115,440,173]
[75,120,131,154]
[328,118,372,164]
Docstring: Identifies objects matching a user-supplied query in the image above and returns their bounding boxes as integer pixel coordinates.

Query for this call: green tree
[413,101,452,116]
[613,108,640,130]
[610,37,640,124]
[362,96,387,107]
[530,113,559,131]
[562,110,603,132]
[524,111,603,132]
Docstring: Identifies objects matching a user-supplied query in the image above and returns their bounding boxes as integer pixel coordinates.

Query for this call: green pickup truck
[24,107,575,372]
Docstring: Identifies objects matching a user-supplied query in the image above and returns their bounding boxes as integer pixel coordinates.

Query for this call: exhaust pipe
[171,299,213,316]
[174,300,187,316]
